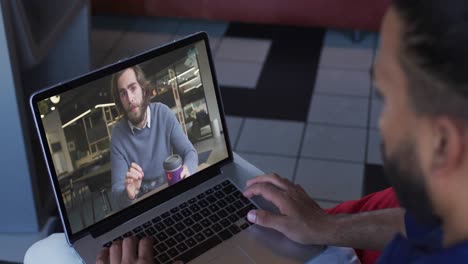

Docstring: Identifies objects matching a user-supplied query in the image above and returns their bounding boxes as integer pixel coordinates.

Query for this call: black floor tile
[363,164,391,196]
[221,23,325,122]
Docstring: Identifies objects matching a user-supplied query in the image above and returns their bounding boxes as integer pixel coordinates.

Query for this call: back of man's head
[393,0,468,124]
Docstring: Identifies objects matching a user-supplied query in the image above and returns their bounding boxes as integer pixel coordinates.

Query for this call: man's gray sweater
[111,103,198,207]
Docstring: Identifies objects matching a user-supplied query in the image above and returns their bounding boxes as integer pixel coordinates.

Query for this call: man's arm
[111,136,133,207]
[243,174,405,251]
[164,105,198,174]
[329,208,405,250]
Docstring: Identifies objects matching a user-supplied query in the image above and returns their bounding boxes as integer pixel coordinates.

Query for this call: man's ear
[431,117,465,176]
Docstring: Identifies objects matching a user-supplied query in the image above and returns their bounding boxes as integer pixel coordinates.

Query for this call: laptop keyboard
[103,180,257,264]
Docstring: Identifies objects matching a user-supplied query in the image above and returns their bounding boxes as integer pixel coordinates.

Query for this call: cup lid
[163,154,182,171]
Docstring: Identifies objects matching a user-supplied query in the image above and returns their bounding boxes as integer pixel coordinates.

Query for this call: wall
[0,1,89,261]
[0,0,39,233]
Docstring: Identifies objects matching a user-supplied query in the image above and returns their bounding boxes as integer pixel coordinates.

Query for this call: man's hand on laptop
[243,174,337,245]
[96,236,183,264]
[96,237,152,264]
[126,162,144,200]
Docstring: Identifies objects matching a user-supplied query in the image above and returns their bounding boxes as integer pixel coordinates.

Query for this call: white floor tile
[225,116,244,147]
[237,118,304,156]
[314,68,371,97]
[209,37,222,55]
[367,130,383,165]
[301,124,367,162]
[319,47,374,70]
[238,152,297,181]
[215,60,263,88]
[295,158,364,201]
[308,95,369,127]
[216,37,272,63]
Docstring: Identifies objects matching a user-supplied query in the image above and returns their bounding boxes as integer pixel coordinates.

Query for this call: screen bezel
[29,32,234,243]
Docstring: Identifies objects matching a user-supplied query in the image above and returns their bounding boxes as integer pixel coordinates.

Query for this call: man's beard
[126,99,148,126]
[381,140,441,227]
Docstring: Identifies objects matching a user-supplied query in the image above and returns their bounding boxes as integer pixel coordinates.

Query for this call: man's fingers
[131,162,144,175]
[109,240,122,264]
[122,237,137,263]
[129,167,144,179]
[126,171,142,181]
[246,174,292,191]
[247,209,288,233]
[95,248,109,264]
[138,237,154,262]
[243,182,289,212]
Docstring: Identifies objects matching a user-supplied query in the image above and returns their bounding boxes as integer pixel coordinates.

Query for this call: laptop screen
[35,37,230,234]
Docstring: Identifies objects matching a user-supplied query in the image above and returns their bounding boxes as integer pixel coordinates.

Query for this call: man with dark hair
[242,0,468,263]
[111,65,152,124]
[110,66,198,205]
[96,0,468,263]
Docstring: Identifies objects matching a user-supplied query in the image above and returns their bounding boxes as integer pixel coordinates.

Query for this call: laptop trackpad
[206,246,255,264]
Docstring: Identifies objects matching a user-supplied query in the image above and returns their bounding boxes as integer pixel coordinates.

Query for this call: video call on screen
[38,40,229,232]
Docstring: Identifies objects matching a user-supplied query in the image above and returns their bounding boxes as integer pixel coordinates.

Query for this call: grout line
[210,36,224,55]
[316,64,374,73]
[314,91,370,99]
[292,60,319,183]
[306,121,368,130]
[292,123,308,183]
[318,65,373,72]
[236,150,297,159]
[240,116,305,124]
[213,36,226,60]
[98,31,128,67]
[312,197,344,204]
[322,43,376,51]
[298,156,366,165]
[373,32,380,53]
[233,118,246,150]
[96,17,182,67]
[319,39,375,51]
[215,56,268,66]
[360,46,379,197]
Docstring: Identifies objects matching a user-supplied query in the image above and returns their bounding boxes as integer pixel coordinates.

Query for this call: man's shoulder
[111,119,129,140]
[150,102,171,112]
[150,102,173,119]
[114,119,127,131]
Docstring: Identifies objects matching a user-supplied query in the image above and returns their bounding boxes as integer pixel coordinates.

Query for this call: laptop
[30,32,323,263]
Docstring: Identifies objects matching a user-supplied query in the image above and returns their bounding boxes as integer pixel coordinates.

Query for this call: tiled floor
[91,16,386,209]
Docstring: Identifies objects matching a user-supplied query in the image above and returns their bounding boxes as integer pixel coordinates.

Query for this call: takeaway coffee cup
[163,155,183,185]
